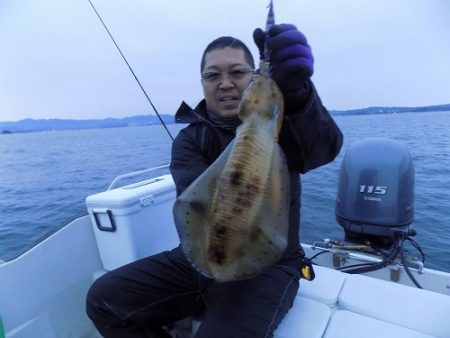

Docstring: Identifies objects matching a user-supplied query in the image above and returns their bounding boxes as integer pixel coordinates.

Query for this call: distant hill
[0,114,174,133]
[1,103,450,133]
[330,103,450,116]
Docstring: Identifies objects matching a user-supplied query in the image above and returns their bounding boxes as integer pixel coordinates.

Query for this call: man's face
[201,47,253,117]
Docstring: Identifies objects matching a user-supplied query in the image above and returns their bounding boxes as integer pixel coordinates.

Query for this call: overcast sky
[1,0,449,122]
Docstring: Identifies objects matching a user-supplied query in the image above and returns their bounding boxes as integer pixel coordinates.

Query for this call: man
[86,24,343,337]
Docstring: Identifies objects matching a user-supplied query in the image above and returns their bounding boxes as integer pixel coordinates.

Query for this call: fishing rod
[87,0,174,142]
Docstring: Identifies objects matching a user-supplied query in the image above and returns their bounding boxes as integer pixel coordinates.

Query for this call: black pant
[86,246,300,338]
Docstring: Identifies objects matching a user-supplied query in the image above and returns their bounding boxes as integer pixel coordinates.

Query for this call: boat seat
[298,264,347,306]
[274,265,345,337]
[323,310,436,338]
[274,295,331,338]
[338,274,450,337]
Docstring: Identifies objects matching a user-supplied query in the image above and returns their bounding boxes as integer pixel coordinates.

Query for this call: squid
[173,60,290,282]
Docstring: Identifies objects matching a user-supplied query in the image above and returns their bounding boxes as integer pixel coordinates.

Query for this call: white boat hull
[0,216,102,338]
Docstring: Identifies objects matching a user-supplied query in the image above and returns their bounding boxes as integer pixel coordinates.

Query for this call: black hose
[341,237,402,274]
[401,237,423,288]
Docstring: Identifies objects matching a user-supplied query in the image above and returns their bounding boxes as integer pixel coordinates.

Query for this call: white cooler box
[86,174,179,270]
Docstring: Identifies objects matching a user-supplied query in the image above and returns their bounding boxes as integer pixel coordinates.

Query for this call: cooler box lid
[86,174,175,210]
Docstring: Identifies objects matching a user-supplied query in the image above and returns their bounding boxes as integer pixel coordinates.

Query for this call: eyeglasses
[201,68,254,83]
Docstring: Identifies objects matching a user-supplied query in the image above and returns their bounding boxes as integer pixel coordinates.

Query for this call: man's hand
[253,24,314,93]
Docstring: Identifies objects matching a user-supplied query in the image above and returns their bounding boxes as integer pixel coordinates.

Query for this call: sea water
[0,111,449,272]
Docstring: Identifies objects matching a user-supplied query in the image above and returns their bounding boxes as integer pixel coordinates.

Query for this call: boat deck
[2,177,450,337]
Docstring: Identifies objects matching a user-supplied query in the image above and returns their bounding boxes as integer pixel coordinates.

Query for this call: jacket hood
[174,100,209,124]
[174,100,241,133]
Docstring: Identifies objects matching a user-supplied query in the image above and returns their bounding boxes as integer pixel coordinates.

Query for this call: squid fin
[173,140,235,277]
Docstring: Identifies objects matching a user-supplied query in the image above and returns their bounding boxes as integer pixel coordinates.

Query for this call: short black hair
[200,36,255,72]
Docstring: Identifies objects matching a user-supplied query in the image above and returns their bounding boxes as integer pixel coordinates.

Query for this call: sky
[1,0,449,122]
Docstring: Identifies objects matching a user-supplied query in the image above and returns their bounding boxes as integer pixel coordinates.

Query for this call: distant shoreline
[330,103,450,116]
[1,104,449,133]
[0,114,175,134]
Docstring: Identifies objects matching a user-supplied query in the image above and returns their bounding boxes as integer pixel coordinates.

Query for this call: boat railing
[107,164,170,190]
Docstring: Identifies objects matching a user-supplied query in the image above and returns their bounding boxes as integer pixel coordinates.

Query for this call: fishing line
[87,0,174,142]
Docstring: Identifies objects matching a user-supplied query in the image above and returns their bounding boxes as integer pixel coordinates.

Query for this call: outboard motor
[335,138,415,246]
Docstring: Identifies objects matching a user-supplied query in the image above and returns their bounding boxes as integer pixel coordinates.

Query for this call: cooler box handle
[92,208,117,232]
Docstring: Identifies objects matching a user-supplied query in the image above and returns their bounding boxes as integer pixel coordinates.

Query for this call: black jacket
[170,81,343,268]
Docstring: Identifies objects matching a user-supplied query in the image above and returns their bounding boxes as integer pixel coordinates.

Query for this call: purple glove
[253,24,314,93]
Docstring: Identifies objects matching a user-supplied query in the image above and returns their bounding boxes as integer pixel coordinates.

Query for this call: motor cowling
[335,138,415,245]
